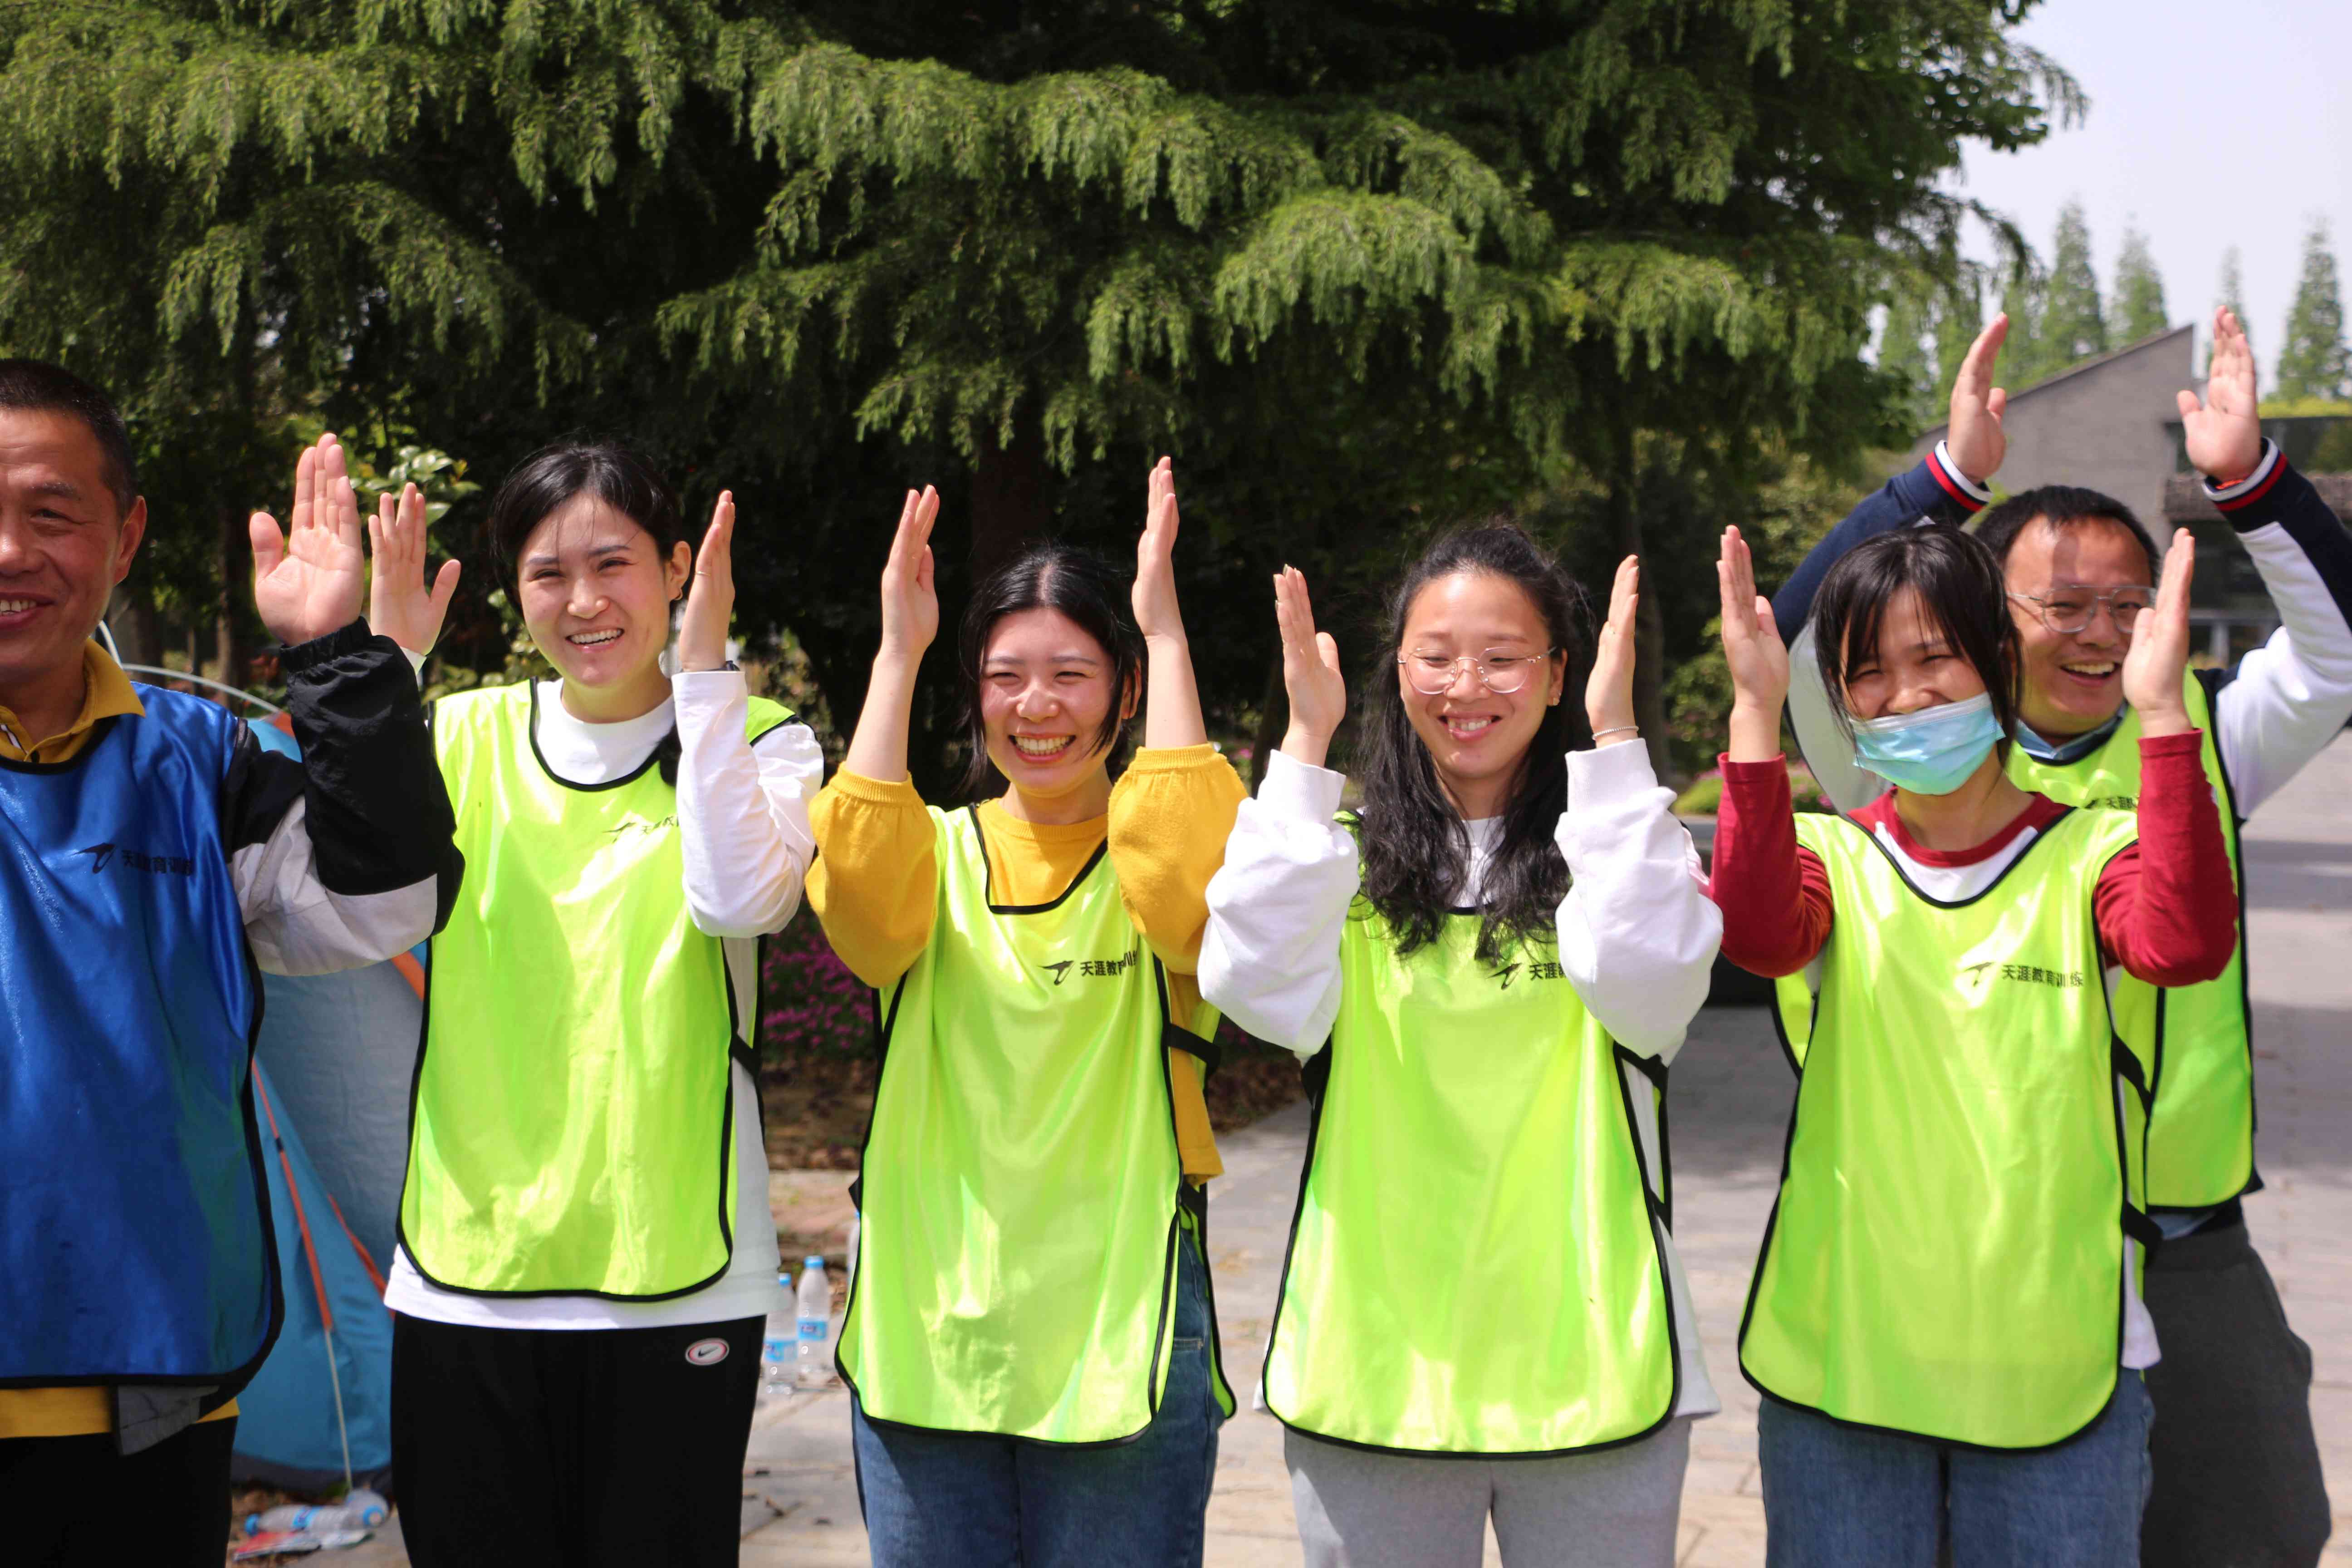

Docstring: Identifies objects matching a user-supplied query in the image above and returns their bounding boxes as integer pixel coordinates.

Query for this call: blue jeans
[1758,1375,2152,1568]
[853,1230,1224,1568]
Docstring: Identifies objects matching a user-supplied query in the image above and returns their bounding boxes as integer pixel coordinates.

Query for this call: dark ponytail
[1357,523,1586,962]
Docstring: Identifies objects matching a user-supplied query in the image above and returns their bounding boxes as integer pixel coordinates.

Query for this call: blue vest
[0,690,279,1387]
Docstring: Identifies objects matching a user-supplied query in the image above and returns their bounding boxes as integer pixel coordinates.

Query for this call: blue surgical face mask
[1849,691,2002,796]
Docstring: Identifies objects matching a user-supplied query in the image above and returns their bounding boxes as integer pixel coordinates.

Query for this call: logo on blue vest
[75,842,195,877]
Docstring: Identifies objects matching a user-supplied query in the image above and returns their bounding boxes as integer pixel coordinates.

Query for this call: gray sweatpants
[1285,1418,1690,1568]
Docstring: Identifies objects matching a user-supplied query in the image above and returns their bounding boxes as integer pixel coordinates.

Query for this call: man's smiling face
[0,408,143,697]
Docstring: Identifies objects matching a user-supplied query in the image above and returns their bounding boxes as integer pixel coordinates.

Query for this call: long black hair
[1810,526,2021,745]
[956,541,1147,799]
[1358,523,1585,962]
[482,441,687,602]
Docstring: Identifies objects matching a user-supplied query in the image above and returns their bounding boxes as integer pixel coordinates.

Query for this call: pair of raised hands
[249,433,741,669]
[1269,556,1643,766]
[1712,523,2200,750]
[1943,305,2262,488]
[871,457,1193,666]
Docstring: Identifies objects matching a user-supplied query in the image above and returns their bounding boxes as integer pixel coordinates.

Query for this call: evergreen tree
[1878,290,1936,433]
[1934,278,1985,403]
[2212,245,2251,376]
[2040,198,2108,367]
[1999,257,2055,387]
[0,0,2083,786]
[2278,219,2351,402]
[2112,225,2169,343]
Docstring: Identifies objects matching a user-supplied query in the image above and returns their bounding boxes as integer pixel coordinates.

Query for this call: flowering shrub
[759,918,874,1065]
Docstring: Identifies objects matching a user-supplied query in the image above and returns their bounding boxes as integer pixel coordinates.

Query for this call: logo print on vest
[684,1338,730,1366]
[606,815,678,840]
[1490,960,1565,990]
[1040,946,1140,986]
[1960,958,2086,990]
[74,842,195,877]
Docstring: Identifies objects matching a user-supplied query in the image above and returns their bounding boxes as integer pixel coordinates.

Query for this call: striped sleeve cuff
[1927,441,1995,510]
[2205,439,2284,514]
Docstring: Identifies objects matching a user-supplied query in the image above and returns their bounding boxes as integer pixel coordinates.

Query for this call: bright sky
[1950,0,2352,388]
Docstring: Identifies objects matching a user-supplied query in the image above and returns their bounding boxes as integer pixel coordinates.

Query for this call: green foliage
[2278,219,2350,403]
[2112,225,2167,343]
[2039,198,2106,366]
[0,0,2080,787]
[1877,290,1935,432]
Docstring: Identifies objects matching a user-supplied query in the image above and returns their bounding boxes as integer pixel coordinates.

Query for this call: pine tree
[1934,279,1985,403]
[2112,225,2169,343]
[2277,220,2351,402]
[0,0,2085,786]
[2040,199,2108,367]
[1878,290,1936,433]
[2212,246,2251,376]
[1999,257,2055,388]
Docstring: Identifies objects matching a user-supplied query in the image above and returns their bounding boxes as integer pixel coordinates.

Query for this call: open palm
[253,434,368,647]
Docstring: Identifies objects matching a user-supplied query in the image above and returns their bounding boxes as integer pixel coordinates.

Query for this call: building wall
[1910,323,2197,532]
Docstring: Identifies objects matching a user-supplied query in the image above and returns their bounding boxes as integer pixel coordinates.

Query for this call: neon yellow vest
[1263,906,1677,1454]
[2006,673,2252,1209]
[401,681,793,1298]
[838,807,1233,1442]
[1749,808,2147,1449]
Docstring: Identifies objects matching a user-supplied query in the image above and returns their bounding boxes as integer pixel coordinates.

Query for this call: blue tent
[227,716,420,1493]
[234,1061,398,1491]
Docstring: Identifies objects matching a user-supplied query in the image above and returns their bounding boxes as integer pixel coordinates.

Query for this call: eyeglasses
[2008,586,2154,636]
[1397,648,1557,696]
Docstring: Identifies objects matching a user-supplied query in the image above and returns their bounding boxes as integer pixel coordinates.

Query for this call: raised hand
[1718,526,1789,763]
[1134,457,1186,644]
[1274,566,1346,768]
[252,433,369,648]
[367,481,461,656]
[1584,555,1639,745]
[2180,309,2263,483]
[1945,313,2009,485]
[677,491,737,672]
[2123,529,2196,737]
[879,486,941,663]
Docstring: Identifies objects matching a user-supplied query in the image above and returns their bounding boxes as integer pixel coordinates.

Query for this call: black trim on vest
[1841,805,2087,911]
[967,803,1110,914]
[524,681,662,793]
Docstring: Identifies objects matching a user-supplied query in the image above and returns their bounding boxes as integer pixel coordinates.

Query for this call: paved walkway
[335,737,2352,1566]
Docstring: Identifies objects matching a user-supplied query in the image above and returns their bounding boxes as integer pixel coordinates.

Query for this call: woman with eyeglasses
[1200,524,1721,1568]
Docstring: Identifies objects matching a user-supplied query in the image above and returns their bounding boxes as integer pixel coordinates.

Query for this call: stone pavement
[321,736,2352,1565]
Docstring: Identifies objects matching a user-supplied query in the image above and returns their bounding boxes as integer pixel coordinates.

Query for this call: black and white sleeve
[223,619,463,975]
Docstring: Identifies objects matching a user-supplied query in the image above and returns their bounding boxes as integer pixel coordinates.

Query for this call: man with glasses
[1769,309,2352,1566]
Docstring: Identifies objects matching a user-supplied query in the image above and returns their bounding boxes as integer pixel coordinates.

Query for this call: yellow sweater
[0,646,236,1439]
[807,745,1245,1179]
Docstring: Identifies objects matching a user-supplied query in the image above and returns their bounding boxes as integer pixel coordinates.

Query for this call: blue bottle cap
[804,1255,826,1270]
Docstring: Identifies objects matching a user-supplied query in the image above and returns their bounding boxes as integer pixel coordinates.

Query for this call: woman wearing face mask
[370,445,822,1568]
[1706,524,2236,1565]
[809,461,1240,1568]
[1199,526,1722,1568]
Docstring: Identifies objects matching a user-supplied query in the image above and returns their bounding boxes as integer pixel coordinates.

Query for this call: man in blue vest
[1774,312,2352,1566]
[0,360,461,1564]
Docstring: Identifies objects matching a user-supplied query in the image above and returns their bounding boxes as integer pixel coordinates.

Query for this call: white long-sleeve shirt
[385,671,823,1331]
[1199,741,1725,1418]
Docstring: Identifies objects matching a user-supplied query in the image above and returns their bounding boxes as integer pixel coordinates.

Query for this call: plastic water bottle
[244,1489,388,1535]
[760,1269,796,1398]
[795,1254,831,1387]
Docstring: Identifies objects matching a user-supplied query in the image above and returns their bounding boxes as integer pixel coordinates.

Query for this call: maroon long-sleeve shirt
[1708,732,2237,986]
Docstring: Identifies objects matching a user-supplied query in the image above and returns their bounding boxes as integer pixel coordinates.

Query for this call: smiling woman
[375,440,828,1568]
[805,461,1244,1568]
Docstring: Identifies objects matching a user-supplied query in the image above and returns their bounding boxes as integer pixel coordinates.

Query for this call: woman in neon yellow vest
[369,444,823,1568]
[1706,522,2237,1564]
[809,460,1241,1568]
[1200,525,1724,1568]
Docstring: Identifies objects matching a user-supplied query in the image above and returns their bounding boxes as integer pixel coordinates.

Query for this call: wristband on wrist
[1592,725,1639,739]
